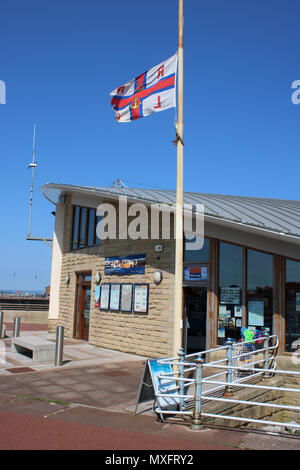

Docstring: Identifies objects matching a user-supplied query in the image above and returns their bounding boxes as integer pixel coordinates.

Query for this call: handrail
[152,334,300,432]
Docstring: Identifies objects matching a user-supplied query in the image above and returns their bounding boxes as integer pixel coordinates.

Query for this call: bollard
[0,312,3,339]
[178,347,185,411]
[192,356,203,430]
[13,317,21,338]
[223,340,234,397]
[54,326,64,366]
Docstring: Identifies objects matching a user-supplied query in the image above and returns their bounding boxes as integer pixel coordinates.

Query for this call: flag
[110,52,178,122]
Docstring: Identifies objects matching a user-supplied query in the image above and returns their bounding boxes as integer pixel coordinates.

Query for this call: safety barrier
[154,335,300,432]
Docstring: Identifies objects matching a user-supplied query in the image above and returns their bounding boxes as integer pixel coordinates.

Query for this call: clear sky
[1,0,300,291]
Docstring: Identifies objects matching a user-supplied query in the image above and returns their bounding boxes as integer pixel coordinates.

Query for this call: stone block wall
[53,198,176,358]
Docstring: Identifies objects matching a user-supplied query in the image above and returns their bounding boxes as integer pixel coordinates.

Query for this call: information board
[135,359,179,415]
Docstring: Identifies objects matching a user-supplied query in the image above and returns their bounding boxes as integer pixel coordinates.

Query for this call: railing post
[192,356,203,430]
[223,340,234,397]
[263,333,270,379]
[12,317,20,338]
[178,347,185,411]
[0,311,3,339]
[54,326,64,366]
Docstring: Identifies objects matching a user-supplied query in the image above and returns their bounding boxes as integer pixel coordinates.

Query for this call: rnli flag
[110,52,178,122]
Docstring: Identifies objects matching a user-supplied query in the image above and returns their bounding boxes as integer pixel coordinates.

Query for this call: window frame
[71,205,99,250]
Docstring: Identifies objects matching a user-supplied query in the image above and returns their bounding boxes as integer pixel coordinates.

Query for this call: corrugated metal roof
[40,183,300,238]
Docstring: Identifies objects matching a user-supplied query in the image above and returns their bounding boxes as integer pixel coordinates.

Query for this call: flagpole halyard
[173,0,184,356]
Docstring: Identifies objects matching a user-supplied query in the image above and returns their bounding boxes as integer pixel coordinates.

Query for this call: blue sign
[105,254,146,275]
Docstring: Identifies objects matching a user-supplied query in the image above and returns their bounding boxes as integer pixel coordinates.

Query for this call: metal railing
[154,335,300,432]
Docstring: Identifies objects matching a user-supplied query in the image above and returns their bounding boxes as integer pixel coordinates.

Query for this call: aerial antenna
[28,124,37,238]
[26,124,52,247]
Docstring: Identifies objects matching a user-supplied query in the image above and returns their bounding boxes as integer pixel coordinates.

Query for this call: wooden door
[74,273,91,341]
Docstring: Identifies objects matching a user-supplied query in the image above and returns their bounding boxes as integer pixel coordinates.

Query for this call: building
[40,183,300,358]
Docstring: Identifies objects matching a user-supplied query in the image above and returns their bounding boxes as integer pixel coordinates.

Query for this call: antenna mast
[28,124,37,238]
[26,124,52,246]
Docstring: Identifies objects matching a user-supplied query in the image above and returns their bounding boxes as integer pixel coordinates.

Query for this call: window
[285,259,300,352]
[184,236,210,262]
[72,206,100,249]
[247,249,273,334]
[218,242,243,344]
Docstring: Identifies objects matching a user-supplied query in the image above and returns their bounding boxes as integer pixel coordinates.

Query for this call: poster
[133,284,149,314]
[248,300,264,326]
[94,285,100,307]
[218,326,225,338]
[234,306,243,317]
[120,284,133,312]
[109,284,121,310]
[184,266,207,281]
[220,287,241,304]
[100,284,110,310]
[105,254,146,275]
[218,305,228,319]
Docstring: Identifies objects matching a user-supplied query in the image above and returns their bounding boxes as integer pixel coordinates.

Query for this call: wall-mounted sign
[120,284,133,312]
[109,284,121,310]
[100,284,110,310]
[248,300,264,326]
[94,285,101,307]
[220,287,241,305]
[133,284,149,314]
[105,254,146,275]
[184,266,207,281]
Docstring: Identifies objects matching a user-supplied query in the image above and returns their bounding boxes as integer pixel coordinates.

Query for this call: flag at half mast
[110,52,178,122]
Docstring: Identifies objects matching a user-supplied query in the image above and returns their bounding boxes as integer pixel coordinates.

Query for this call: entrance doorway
[74,273,92,341]
[183,286,207,354]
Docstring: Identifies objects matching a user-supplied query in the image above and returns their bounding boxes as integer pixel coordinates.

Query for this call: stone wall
[53,199,176,358]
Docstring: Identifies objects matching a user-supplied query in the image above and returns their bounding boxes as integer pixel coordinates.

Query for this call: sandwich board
[135,359,179,417]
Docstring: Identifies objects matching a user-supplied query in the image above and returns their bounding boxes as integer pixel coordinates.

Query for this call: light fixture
[95,271,101,284]
[153,270,163,284]
[65,274,70,285]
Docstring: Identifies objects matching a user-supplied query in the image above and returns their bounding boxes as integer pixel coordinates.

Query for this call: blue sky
[1,0,300,290]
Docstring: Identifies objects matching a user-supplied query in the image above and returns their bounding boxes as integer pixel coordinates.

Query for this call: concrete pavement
[0,326,299,451]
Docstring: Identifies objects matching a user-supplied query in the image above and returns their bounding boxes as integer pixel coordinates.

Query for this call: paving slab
[0,329,299,450]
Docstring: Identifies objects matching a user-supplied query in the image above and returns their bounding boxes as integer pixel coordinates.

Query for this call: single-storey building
[40,183,300,358]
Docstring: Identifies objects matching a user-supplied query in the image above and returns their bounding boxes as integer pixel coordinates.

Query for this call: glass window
[218,242,243,344]
[71,206,101,250]
[285,259,300,352]
[95,213,102,246]
[219,242,243,288]
[87,209,95,246]
[72,206,80,249]
[184,236,209,262]
[79,208,87,248]
[247,249,273,334]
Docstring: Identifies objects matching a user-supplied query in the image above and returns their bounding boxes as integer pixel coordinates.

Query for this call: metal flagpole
[173,0,184,356]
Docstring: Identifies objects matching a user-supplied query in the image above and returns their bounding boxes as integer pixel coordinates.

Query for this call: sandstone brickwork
[53,197,176,358]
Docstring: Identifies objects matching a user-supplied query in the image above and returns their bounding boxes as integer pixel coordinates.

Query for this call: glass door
[183,286,207,354]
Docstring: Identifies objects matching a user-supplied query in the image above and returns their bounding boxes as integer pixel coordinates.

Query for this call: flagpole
[174,0,184,356]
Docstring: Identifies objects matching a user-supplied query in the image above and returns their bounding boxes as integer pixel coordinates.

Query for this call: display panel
[100,284,110,310]
[120,284,133,312]
[133,284,149,314]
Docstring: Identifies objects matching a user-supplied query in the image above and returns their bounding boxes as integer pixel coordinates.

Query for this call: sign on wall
[133,284,149,314]
[109,284,121,310]
[105,254,146,275]
[220,287,241,305]
[184,266,207,281]
[120,284,133,312]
